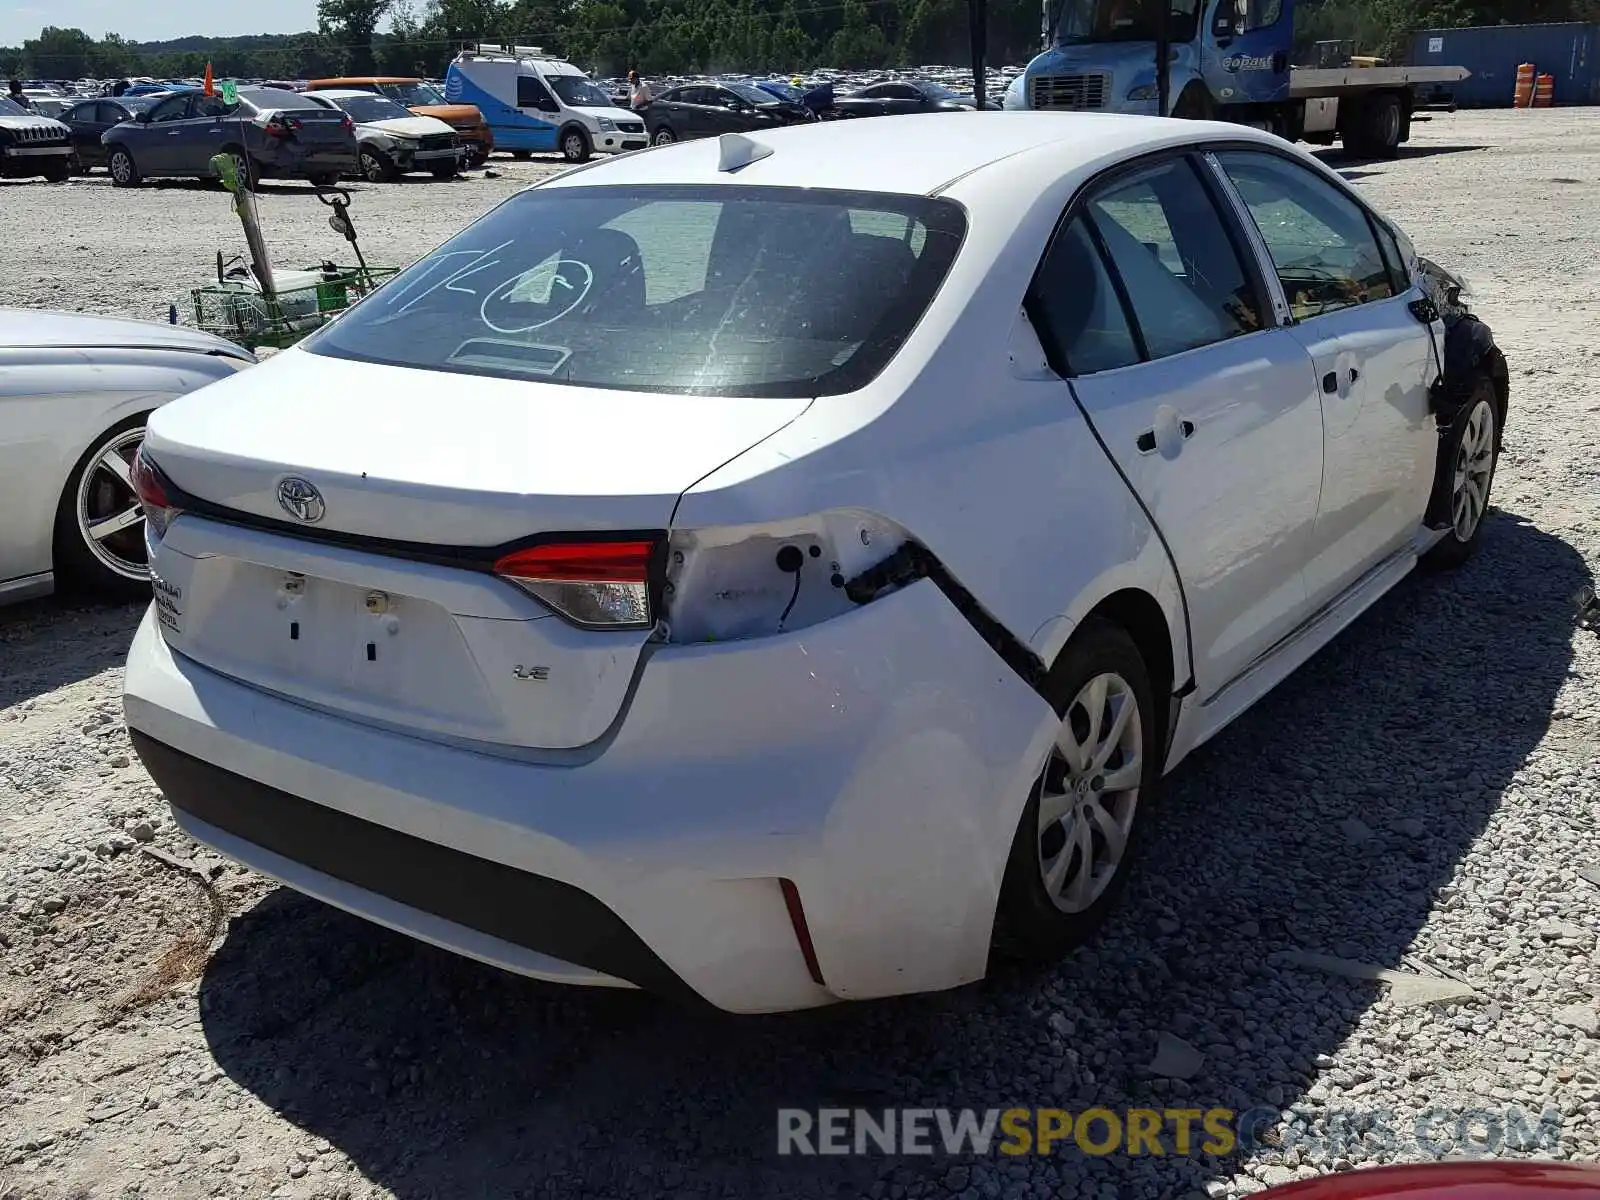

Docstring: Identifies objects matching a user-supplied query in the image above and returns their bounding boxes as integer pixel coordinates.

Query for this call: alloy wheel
[74,426,148,581]
[110,151,132,183]
[652,128,675,146]
[1036,672,1143,914]
[1451,398,1496,542]
[563,131,585,159]
[360,150,386,182]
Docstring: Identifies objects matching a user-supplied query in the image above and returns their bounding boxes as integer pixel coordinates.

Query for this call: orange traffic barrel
[1534,73,1555,107]
[1514,62,1536,107]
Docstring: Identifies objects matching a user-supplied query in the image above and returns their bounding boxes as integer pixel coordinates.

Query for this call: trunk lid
[140,346,809,753]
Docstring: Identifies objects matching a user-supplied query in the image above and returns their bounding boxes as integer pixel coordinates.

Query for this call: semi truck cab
[1012,0,1469,156]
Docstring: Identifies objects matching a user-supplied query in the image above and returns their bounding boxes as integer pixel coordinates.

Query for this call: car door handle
[1136,420,1195,454]
[1322,371,1338,394]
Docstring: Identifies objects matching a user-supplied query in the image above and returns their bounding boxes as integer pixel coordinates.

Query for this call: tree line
[5,0,1600,83]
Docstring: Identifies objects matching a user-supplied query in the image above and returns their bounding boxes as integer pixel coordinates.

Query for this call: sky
[0,1,321,48]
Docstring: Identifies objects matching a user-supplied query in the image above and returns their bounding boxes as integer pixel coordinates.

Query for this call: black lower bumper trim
[129,730,703,1006]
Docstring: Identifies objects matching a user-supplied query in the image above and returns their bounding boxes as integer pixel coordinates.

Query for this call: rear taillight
[263,115,301,138]
[662,513,914,644]
[338,114,354,134]
[493,540,655,630]
[130,446,183,538]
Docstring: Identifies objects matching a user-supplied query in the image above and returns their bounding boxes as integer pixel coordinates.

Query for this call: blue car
[103,86,358,189]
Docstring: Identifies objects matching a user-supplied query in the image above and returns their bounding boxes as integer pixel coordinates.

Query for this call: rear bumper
[124,582,1055,1013]
[260,146,360,177]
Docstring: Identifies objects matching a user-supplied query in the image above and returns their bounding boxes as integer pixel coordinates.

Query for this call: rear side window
[1216,150,1397,320]
[1085,157,1266,360]
[1029,218,1141,375]
[304,185,966,398]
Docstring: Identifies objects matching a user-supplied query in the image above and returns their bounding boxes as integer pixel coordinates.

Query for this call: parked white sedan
[0,309,254,606]
[122,114,1508,1013]
[307,89,461,181]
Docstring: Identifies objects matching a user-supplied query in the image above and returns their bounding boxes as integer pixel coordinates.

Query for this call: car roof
[540,111,1288,198]
[308,77,421,86]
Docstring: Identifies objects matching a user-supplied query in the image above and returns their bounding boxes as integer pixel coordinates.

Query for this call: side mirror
[135,110,151,123]
[1212,1,1240,37]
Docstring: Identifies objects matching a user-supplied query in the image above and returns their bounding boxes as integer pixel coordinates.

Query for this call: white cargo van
[444,45,647,162]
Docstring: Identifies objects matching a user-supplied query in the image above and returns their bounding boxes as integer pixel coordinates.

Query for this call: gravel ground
[2,111,1599,1200]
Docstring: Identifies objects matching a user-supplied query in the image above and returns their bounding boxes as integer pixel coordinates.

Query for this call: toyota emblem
[276,476,326,524]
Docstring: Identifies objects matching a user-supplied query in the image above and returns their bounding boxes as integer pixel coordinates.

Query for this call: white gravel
[2,112,1599,1200]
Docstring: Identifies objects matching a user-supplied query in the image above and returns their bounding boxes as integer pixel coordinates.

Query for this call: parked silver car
[0,309,254,605]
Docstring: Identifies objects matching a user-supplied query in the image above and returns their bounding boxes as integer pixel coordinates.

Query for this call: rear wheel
[651,125,676,146]
[993,619,1160,960]
[560,125,591,163]
[107,146,141,187]
[1345,93,1403,159]
[1422,378,1499,569]
[220,147,255,190]
[53,415,151,599]
[359,147,395,183]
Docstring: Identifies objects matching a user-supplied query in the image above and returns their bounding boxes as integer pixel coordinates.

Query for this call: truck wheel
[1170,84,1213,120]
[560,125,592,163]
[1346,93,1403,159]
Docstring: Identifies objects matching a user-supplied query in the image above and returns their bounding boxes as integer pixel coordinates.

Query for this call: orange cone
[203,63,215,97]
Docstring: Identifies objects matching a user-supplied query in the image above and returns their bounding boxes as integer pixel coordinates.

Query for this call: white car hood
[361,114,454,139]
[0,306,251,360]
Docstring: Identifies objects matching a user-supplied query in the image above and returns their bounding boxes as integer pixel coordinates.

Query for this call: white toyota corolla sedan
[123,113,1508,1013]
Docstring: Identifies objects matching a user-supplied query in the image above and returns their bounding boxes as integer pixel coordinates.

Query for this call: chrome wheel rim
[653,129,674,145]
[75,427,148,581]
[110,151,131,183]
[1451,398,1495,542]
[1037,673,1143,914]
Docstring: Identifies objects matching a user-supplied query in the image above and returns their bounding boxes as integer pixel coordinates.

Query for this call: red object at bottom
[1258,1162,1600,1199]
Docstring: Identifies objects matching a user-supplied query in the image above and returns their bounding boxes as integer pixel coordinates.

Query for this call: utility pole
[1155,0,1171,116]
[970,0,988,109]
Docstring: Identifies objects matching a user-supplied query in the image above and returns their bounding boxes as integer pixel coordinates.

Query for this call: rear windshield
[337,94,414,123]
[304,185,966,398]
[239,88,324,109]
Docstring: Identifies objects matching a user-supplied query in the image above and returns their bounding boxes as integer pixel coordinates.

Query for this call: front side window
[303,185,967,398]
[516,76,555,108]
[1245,0,1283,29]
[1085,157,1265,359]
[1216,150,1396,321]
[148,96,190,123]
[548,75,613,108]
[1029,217,1142,375]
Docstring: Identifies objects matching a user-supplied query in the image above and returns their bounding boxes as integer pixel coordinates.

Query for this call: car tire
[41,157,71,183]
[511,149,532,160]
[358,147,396,183]
[993,618,1161,962]
[219,147,255,190]
[308,171,340,188]
[107,146,141,187]
[466,147,489,168]
[559,125,591,163]
[1422,373,1499,570]
[430,160,457,179]
[52,414,152,600]
[651,126,676,146]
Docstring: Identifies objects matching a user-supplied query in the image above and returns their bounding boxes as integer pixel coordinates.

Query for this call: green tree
[826,0,890,66]
[317,0,393,72]
[23,26,97,77]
